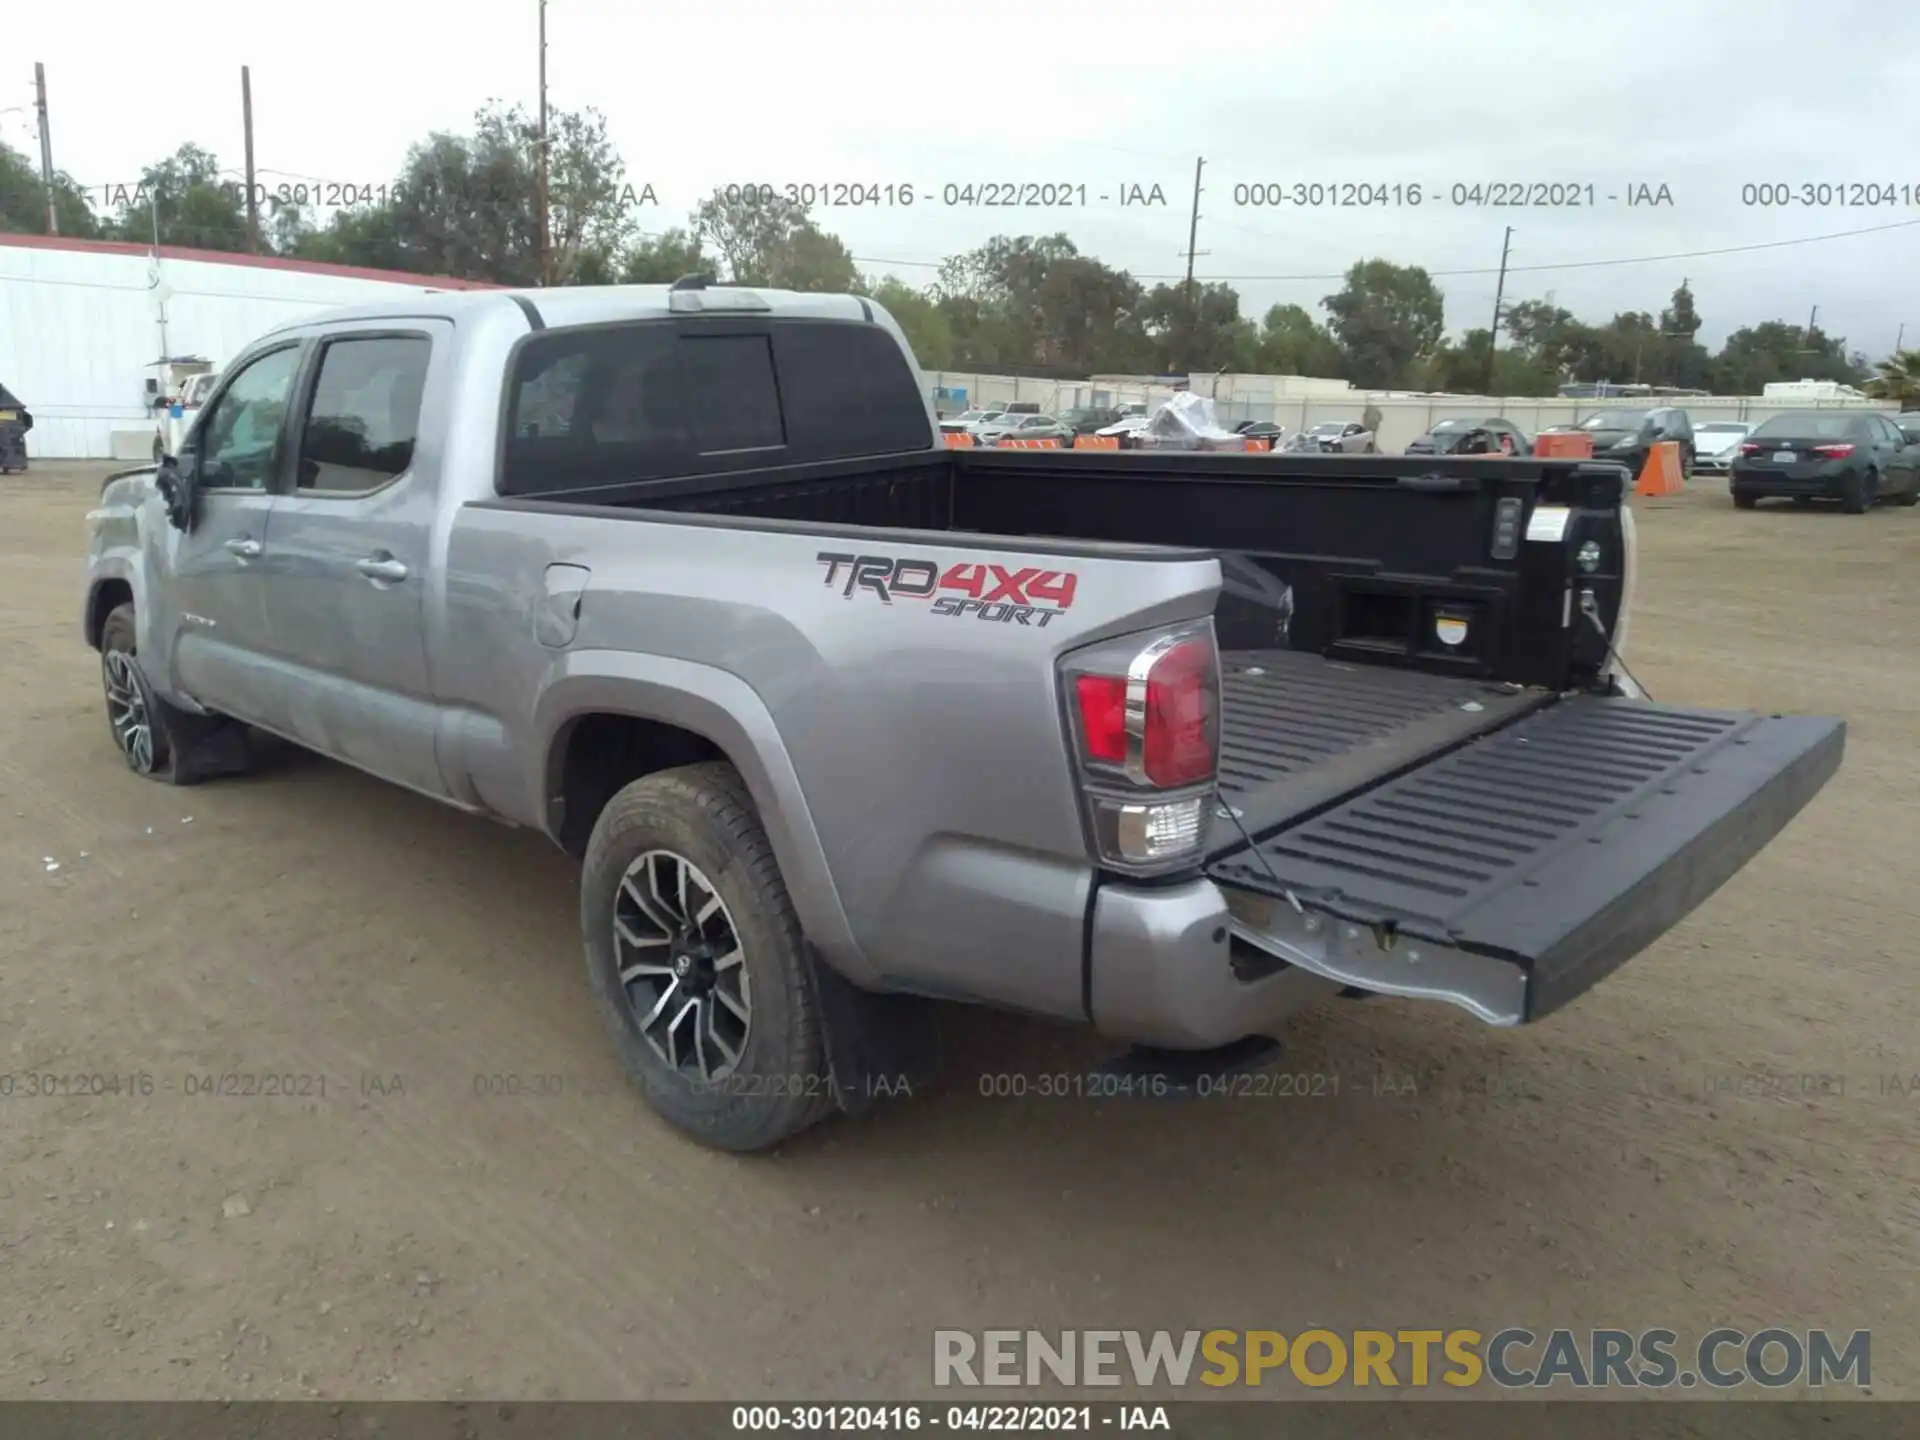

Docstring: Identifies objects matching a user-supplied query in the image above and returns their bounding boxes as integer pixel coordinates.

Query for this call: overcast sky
[8,0,1918,354]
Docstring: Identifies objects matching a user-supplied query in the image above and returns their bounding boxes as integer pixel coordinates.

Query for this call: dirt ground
[1,461,1916,1403]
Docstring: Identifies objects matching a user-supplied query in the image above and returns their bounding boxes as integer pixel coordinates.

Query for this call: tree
[690,188,856,291]
[1864,348,1920,408]
[273,100,638,285]
[1322,259,1445,388]
[1711,321,1862,393]
[537,104,645,284]
[1421,330,1559,395]
[103,143,248,251]
[621,228,706,283]
[363,122,539,283]
[1502,299,1602,379]
[1139,281,1249,372]
[1254,304,1345,379]
[1660,280,1701,342]
[0,140,103,238]
[857,275,957,370]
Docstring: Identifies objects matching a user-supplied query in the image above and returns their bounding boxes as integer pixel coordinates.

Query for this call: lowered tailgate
[1208,694,1844,1024]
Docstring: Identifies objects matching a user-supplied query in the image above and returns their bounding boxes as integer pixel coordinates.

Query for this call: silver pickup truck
[83,279,1845,1151]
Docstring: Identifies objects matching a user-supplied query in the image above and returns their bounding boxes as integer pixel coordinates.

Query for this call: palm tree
[1864,349,1920,408]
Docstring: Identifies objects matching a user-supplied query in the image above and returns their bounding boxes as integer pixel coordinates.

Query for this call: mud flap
[1208,695,1844,1024]
[808,947,941,1115]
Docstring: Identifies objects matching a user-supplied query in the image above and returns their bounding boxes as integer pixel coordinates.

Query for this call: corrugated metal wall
[0,243,471,458]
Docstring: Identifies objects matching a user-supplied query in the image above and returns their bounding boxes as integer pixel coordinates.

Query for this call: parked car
[1730,410,1920,512]
[1058,406,1123,437]
[977,412,1073,446]
[1405,417,1530,457]
[1296,421,1377,454]
[938,408,1004,437]
[1544,406,1696,476]
[1894,412,1920,445]
[1095,414,1155,448]
[83,281,1844,1152]
[1689,421,1754,476]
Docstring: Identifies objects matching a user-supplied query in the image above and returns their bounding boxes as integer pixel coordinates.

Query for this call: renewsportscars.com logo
[932,1328,1871,1391]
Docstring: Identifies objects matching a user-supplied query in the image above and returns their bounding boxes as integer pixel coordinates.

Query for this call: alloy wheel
[103,649,156,773]
[612,849,752,1082]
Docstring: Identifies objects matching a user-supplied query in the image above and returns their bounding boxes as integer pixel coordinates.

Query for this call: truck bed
[1213,650,1554,847]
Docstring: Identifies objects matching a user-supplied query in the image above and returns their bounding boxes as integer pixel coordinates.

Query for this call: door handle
[355,555,409,583]
[225,537,263,558]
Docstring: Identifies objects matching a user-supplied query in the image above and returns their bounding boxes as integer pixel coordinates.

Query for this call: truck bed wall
[543,447,1628,692]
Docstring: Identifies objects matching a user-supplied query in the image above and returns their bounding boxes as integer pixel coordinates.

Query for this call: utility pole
[1486,225,1513,393]
[536,0,551,287]
[241,66,260,254]
[1805,305,1818,347]
[1896,322,1906,355]
[34,62,58,235]
[1179,157,1207,372]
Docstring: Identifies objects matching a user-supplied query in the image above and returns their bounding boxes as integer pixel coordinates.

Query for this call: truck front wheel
[98,603,254,785]
[580,762,836,1152]
[100,604,175,779]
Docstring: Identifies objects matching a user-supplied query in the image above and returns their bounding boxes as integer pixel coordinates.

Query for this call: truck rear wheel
[580,762,836,1152]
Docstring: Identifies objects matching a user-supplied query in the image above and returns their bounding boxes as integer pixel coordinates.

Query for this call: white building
[0,234,497,459]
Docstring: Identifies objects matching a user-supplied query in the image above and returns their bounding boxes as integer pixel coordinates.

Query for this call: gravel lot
[1,462,1915,1402]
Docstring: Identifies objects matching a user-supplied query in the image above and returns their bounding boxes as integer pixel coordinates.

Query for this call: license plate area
[1772,450,1798,463]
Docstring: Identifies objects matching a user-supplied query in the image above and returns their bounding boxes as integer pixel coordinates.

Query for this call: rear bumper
[1086,876,1346,1049]
[1086,700,1843,1048]
[1732,461,1848,496]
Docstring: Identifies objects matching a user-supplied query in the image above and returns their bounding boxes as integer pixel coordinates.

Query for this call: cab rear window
[499,317,932,496]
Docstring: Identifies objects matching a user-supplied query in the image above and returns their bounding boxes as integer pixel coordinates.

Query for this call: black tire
[1840,469,1871,514]
[1732,490,1758,510]
[98,603,253,784]
[581,761,837,1152]
[99,604,178,780]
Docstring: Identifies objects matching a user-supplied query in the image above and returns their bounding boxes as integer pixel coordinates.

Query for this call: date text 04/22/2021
[1229,180,1676,208]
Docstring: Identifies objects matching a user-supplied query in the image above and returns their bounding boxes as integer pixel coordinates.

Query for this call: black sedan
[1405,417,1529,456]
[1730,410,1920,513]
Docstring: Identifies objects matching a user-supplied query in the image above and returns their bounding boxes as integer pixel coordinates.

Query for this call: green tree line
[5,109,1913,401]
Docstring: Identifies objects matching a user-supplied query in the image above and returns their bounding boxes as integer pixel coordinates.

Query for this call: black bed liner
[1214,650,1554,845]
[1209,689,1844,1020]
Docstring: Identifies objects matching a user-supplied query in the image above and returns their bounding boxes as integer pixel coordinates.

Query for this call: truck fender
[532,650,875,987]
[82,558,146,650]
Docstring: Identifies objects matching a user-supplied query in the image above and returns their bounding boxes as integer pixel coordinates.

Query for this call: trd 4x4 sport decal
[817,552,1078,627]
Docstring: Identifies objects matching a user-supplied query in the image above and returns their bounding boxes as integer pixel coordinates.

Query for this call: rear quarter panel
[439,502,1220,1017]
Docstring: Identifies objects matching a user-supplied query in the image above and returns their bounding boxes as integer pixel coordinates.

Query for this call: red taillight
[1813,443,1854,457]
[1738,443,1761,455]
[1070,632,1220,788]
[1141,638,1218,786]
[1074,674,1128,765]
